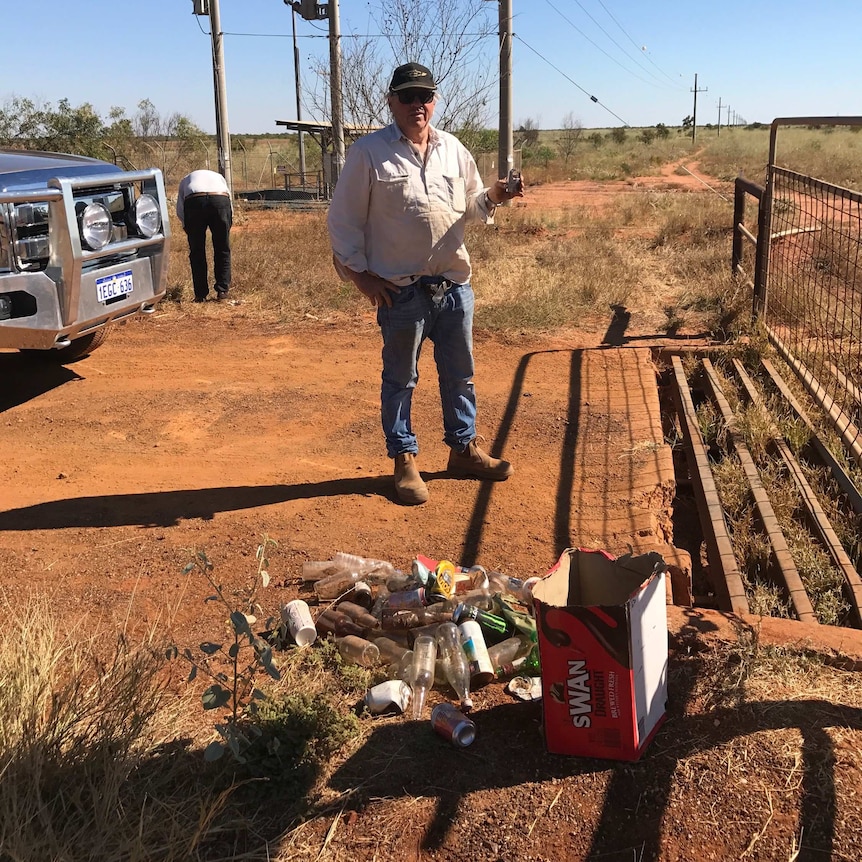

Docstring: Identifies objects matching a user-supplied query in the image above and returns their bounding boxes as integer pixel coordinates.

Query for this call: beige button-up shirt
[327,123,495,287]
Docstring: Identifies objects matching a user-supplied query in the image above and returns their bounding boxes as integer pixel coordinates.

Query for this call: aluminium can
[431,703,476,747]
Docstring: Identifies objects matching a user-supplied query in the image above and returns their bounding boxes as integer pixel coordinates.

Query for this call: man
[176,168,233,303]
[327,61,524,505]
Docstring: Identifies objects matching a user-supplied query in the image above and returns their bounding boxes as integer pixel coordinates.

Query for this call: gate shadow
[322,628,861,859]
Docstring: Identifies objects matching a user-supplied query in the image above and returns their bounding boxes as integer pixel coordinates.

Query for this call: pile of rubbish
[280,551,542,747]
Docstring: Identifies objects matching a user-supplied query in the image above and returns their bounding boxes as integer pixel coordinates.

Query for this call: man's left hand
[487,175,526,206]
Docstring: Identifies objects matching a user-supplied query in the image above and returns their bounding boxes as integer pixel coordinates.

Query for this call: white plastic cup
[281,599,317,647]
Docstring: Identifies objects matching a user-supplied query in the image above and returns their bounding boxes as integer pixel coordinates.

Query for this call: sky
[3,0,861,135]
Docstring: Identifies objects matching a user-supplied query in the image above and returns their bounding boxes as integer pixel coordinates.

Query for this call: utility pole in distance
[193,0,233,194]
[483,0,513,182]
[717,97,722,137]
[691,73,707,144]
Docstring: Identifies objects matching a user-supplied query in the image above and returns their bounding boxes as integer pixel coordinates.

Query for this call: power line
[552,0,675,89]
[592,0,685,88]
[540,0,669,90]
[516,35,630,127]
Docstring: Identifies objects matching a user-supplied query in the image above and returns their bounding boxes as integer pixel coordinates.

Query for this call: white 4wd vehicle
[0,149,170,361]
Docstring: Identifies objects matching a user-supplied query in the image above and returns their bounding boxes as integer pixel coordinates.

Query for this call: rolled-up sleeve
[327,143,371,276]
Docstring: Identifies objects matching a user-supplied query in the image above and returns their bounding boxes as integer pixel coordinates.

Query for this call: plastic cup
[281,599,317,647]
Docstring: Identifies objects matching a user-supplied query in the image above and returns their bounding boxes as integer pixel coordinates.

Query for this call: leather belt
[416,275,455,289]
[185,191,229,200]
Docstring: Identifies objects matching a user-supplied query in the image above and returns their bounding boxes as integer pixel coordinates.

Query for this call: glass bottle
[452,602,516,645]
[435,621,473,711]
[335,600,379,630]
[409,634,437,720]
[486,636,528,669]
[457,620,495,687]
[313,570,364,601]
[336,635,380,667]
[331,552,396,583]
[316,609,364,638]
[367,635,409,666]
[495,644,542,679]
[301,560,340,582]
[383,587,427,610]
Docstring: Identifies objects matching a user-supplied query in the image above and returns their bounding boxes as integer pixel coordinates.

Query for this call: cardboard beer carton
[532,548,668,761]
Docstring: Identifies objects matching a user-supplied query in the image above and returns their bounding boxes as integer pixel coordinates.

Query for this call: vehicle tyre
[20,327,111,363]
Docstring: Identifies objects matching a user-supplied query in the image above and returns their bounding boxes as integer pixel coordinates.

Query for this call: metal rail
[701,359,817,623]
[733,359,862,627]
[670,356,748,615]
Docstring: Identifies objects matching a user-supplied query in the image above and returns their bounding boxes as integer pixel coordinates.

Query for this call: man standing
[327,62,523,505]
[176,169,233,303]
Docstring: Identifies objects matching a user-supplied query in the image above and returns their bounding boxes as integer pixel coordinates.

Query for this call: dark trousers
[183,194,232,299]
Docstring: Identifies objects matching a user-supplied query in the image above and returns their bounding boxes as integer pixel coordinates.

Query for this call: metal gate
[732,117,862,470]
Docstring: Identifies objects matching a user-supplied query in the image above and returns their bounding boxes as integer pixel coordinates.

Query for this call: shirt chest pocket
[372,169,465,214]
[373,171,412,209]
[430,174,466,213]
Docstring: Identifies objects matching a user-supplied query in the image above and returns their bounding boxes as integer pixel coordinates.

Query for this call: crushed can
[364,680,412,715]
[431,703,476,747]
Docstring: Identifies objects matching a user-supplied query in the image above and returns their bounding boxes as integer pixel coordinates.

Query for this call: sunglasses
[394,89,435,105]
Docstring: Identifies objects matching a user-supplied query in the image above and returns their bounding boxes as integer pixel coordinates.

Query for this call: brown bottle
[335,600,379,630]
[316,608,364,637]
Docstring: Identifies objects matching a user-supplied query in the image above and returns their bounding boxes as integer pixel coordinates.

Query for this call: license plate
[96,269,133,303]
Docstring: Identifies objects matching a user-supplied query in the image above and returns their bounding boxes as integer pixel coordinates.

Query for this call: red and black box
[532,548,668,761]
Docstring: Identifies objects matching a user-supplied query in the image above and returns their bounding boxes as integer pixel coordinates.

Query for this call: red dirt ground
[2,166,861,861]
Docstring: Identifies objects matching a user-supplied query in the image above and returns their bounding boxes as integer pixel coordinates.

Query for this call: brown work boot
[393,453,429,504]
[447,439,514,480]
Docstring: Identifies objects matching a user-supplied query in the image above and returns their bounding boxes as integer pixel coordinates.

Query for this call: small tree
[655,123,670,139]
[168,535,281,763]
[557,111,583,165]
[609,127,627,144]
[516,117,540,148]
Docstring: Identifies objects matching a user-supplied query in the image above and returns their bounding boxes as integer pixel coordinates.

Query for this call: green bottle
[494,644,541,679]
[452,603,515,645]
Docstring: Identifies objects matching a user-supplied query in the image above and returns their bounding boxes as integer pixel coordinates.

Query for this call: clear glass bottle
[383,587,427,610]
[301,560,340,582]
[336,635,380,667]
[409,634,437,720]
[486,635,528,669]
[435,621,473,711]
[313,570,364,601]
[495,644,541,679]
[368,635,409,665]
[332,552,396,583]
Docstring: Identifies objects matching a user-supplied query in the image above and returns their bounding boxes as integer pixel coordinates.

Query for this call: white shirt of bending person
[176,169,232,226]
[327,123,497,287]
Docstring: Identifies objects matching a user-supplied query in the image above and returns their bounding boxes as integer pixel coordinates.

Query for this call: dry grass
[0,592,230,861]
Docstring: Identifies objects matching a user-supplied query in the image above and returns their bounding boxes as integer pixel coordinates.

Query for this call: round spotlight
[81,202,112,250]
[134,194,161,238]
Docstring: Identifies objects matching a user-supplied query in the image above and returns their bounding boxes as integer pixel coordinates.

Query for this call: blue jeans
[377,281,477,458]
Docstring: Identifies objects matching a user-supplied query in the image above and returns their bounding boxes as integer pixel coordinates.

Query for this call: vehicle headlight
[134,194,161,238]
[80,202,112,250]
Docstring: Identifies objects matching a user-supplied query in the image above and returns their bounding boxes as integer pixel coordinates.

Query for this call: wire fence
[758,128,862,464]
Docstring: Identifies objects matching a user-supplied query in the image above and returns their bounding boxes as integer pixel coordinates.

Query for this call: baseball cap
[389,62,437,93]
